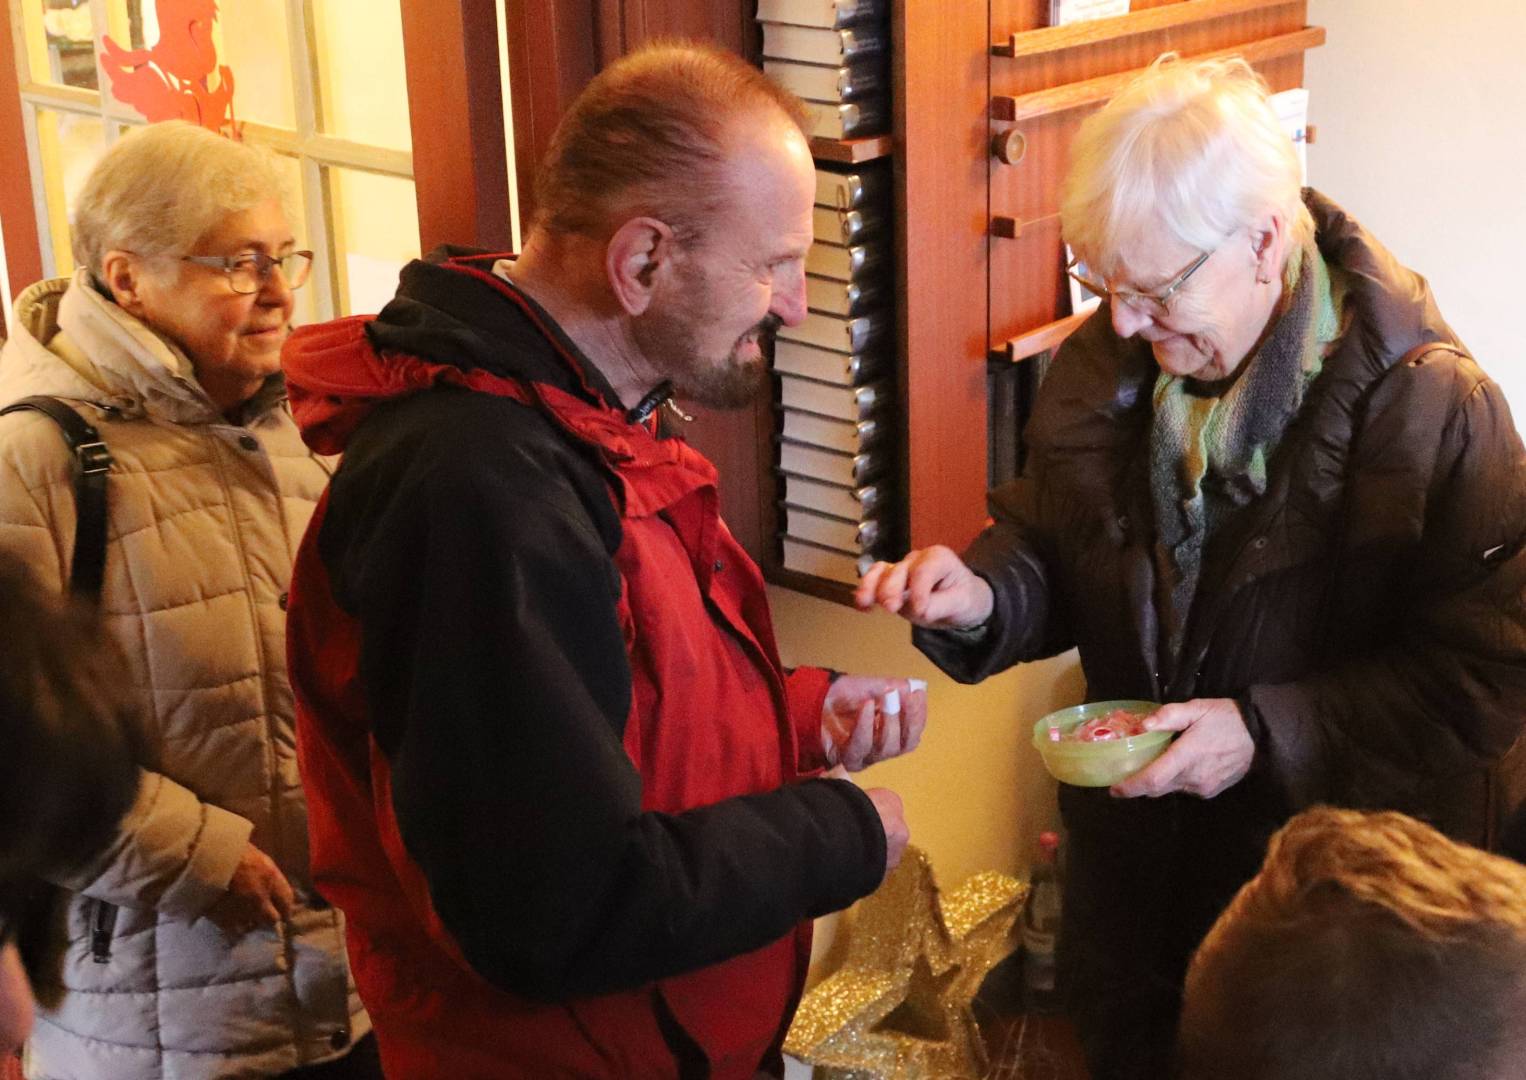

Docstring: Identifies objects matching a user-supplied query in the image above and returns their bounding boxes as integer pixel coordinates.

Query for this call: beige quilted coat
[0,272,368,1079]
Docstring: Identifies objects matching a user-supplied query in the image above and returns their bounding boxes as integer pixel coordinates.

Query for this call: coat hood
[281,249,623,456]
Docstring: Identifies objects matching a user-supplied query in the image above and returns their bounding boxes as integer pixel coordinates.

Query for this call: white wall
[1304,1,1526,414]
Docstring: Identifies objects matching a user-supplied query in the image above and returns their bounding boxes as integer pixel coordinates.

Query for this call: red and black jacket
[282,251,886,1079]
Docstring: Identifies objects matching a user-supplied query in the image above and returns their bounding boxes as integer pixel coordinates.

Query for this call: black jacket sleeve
[913,475,1076,683]
[326,394,885,1002]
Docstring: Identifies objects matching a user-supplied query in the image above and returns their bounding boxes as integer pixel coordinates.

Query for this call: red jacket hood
[282,315,447,455]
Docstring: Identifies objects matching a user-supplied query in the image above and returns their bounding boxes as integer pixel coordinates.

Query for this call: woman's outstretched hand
[855,546,995,630]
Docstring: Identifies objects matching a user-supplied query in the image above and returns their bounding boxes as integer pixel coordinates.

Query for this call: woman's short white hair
[72,120,290,280]
[1060,54,1314,281]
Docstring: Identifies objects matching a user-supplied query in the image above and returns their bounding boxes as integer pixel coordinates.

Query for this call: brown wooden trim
[898,0,992,553]
[992,26,1326,123]
[401,0,513,251]
[500,2,599,233]
[1000,310,1090,363]
[0,0,43,308]
[992,0,1298,58]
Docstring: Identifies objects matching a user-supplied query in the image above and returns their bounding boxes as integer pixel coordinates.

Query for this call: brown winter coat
[0,273,367,1079]
[918,192,1526,1079]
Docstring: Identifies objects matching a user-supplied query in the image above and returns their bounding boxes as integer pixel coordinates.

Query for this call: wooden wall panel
[899,1,994,553]
[500,2,599,234]
[402,0,514,251]
[0,0,43,307]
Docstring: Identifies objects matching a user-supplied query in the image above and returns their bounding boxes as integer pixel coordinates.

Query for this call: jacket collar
[0,270,286,424]
[283,263,716,519]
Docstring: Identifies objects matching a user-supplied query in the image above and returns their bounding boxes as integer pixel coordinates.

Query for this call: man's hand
[1110,698,1255,800]
[822,675,928,771]
[860,783,909,878]
[204,842,295,936]
[855,546,995,630]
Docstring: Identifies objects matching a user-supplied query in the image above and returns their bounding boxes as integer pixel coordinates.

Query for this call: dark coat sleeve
[913,476,1076,683]
[327,397,886,1002]
[1244,358,1526,813]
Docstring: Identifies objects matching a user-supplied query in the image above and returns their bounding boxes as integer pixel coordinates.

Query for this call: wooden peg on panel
[992,129,1027,165]
[1304,124,1318,145]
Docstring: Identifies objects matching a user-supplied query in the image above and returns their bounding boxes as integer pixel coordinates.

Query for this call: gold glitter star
[784,845,1028,1078]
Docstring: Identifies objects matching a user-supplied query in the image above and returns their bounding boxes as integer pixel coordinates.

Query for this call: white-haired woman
[858,56,1526,1080]
[0,122,378,1079]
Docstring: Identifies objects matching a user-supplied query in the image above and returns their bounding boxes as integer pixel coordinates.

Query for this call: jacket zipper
[87,899,117,963]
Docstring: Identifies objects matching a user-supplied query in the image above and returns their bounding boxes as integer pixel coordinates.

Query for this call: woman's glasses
[1067,247,1214,318]
[181,250,314,295]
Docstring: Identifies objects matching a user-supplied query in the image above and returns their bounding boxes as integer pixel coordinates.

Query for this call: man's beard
[635,308,781,410]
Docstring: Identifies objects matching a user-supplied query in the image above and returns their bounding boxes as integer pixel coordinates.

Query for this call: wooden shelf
[992,25,1325,123]
[810,134,894,164]
[992,0,1298,58]
[997,311,1091,363]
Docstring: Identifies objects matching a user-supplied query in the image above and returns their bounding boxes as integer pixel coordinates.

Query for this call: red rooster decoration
[99,0,240,137]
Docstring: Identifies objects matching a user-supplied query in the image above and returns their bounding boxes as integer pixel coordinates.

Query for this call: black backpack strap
[0,395,113,599]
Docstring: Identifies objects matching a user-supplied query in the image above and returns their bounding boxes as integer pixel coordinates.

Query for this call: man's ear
[99,250,151,319]
[606,217,676,317]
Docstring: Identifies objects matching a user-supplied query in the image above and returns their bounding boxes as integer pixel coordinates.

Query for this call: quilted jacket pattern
[0,273,367,1079]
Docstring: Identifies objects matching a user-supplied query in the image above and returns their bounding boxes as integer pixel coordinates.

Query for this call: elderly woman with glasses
[0,122,378,1079]
[859,56,1526,1080]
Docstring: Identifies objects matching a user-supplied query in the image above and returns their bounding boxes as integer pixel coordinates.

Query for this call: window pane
[328,168,418,316]
[21,1,100,90]
[272,154,318,328]
[312,0,412,151]
[34,108,108,278]
[215,0,297,131]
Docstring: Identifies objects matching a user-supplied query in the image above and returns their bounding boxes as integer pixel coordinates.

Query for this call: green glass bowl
[1032,700,1171,788]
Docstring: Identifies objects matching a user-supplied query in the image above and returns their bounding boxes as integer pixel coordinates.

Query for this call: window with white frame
[12,0,421,320]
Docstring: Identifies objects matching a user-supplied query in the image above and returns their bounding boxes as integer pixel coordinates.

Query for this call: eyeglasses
[1068,247,1214,318]
[181,250,314,295]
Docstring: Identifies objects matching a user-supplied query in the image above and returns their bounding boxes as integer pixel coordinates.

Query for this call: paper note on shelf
[1049,0,1128,26]
[1269,87,1310,184]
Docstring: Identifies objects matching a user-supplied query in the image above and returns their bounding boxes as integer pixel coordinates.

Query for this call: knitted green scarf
[1149,243,1341,672]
